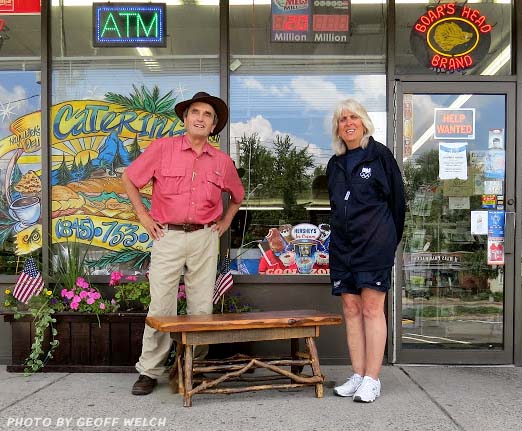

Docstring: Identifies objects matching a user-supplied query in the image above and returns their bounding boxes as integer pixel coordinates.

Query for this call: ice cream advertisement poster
[487,211,504,265]
[0,85,195,258]
[233,223,331,275]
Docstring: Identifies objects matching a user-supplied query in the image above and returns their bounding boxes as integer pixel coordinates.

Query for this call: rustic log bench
[146,309,342,406]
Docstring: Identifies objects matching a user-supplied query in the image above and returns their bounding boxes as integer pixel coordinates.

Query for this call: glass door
[394,82,515,364]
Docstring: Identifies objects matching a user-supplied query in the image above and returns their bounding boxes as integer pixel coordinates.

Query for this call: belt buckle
[182,223,192,232]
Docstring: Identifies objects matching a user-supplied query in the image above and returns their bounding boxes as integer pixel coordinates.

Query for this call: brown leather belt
[166,222,214,232]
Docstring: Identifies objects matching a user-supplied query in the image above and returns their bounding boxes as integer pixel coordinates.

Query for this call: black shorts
[331,268,391,296]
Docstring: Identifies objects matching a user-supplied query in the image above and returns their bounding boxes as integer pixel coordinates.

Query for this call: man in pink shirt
[122,92,245,395]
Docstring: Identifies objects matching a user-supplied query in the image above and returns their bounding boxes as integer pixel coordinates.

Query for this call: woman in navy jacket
[327,99,405,403]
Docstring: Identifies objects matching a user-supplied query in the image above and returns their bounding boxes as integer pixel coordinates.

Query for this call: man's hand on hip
[213,219,231,237]
[138,212,165,241]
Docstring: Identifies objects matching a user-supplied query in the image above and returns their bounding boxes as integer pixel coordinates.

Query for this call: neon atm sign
[93,3,166,47]
[410,3,492,73]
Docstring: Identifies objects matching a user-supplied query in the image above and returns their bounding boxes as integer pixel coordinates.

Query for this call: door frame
[391,80,516,365]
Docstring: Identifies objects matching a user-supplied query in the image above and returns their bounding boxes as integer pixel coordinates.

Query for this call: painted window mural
[49,68,219,274]
[0,71,42,273]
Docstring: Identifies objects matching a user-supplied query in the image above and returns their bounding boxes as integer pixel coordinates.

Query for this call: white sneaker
[333,373,363,397]
[353,376,381,403]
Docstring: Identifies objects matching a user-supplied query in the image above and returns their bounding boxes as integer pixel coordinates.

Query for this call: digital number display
[272,14,309,32]
[312,14,349,32]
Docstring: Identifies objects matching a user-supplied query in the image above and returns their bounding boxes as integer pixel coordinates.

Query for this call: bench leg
[183,343,194,407]
[290,338,303,375]
[168,342,185,394]
[305,337,323,398]
[176,342,185,395]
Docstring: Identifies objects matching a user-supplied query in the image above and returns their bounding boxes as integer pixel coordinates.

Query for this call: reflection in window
[229,75,386,275]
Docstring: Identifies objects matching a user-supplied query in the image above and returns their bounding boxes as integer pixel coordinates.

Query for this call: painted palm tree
[105,84,178,120]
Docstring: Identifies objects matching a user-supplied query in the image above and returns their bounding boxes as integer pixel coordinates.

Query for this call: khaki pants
[136,226,218,378]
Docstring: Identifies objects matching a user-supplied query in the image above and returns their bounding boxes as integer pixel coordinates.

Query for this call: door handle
[504,211,515,255]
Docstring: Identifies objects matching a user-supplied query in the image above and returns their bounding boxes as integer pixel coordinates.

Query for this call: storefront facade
[0,0,521,366]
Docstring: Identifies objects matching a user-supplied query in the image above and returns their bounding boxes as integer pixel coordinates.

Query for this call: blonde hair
[331,99,375,156]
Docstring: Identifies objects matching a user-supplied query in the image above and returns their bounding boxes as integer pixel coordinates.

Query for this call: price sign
[271,0,350,43]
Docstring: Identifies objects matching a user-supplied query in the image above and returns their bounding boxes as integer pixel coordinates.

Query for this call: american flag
[212,255,233,305]
[13,257,44,304]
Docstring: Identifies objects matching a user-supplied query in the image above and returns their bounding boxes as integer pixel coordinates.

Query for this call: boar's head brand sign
[410,3,492,73]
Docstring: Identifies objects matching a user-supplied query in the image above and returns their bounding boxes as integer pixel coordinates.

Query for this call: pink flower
[86,297,95,305]
[70,301,79,310]
[91,292,101,300]
[76,277,89,289]
[125,275,138,282]
[64,290,75,300]
[111,299,116,305]
[79,291,89,299]
[61,289,68,297]
[99,303,106,310]
[110,271,123,286]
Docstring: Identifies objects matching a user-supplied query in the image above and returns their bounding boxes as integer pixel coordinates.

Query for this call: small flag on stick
[212,254,233,305]
[12,257,44,304]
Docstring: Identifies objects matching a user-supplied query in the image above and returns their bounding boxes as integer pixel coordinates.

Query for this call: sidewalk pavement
[0,365,521,431]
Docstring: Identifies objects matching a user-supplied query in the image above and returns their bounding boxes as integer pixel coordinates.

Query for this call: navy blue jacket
[326,137,406,274]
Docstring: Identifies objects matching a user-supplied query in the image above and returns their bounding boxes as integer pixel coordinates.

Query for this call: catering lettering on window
[410,3,492,73]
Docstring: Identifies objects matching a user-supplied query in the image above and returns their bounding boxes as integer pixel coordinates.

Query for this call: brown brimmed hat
[175,91,228,136]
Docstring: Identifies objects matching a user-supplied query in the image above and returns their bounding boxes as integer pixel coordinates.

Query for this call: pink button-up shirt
[125,135,244,225]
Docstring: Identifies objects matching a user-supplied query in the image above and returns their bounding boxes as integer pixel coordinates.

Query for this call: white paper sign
[484,180,503,195]
[439,142,468,180]
[471,211,488,235]
[449,196,470,210]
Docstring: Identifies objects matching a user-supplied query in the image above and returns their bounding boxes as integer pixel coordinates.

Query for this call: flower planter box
[2,312,146,373]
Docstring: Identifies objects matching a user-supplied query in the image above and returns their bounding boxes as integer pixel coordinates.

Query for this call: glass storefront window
[0,11,41,274]
[229,1,386,276]
[395,1,512,76]
[401,93,506,349]
[50,1,219,276]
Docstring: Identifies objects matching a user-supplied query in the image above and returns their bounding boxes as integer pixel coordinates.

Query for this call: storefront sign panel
[410,3,492,73]
[93,3,166,47]
[0,0,40,14]
[434,108,475,140]
[271,0,350,43]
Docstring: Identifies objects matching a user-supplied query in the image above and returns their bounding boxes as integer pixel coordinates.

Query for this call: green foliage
[272,135,315,220]
[54,155,72,185]
[237,133,316,239]
[110,274,251,315]
[403,305,501,320]
[52,239,90,288]
[87,248,150,270]
[4,286,61,375]
[113,280,151,312]
[105,85,177,119]
[238,133,277,192]
[22,298,59,376]
[128,134,142,161]
[213,293,252,314]
[462,248,500,280]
